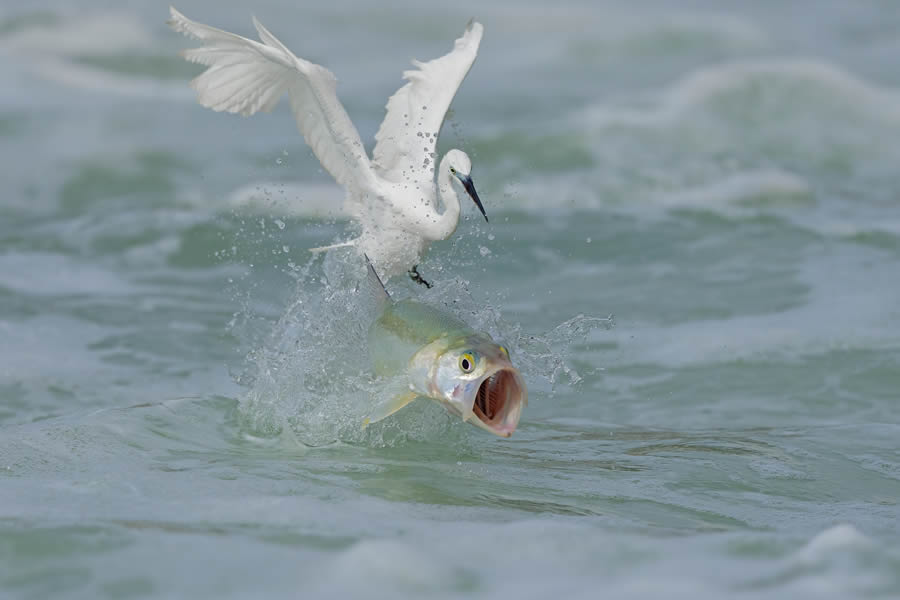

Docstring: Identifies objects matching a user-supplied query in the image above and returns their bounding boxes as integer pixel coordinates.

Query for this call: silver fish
[363,259,527,437]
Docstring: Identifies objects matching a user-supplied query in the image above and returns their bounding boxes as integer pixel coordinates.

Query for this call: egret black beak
[456,173,488,223]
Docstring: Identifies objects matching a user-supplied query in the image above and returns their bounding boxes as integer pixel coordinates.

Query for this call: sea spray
[237,249,613,447]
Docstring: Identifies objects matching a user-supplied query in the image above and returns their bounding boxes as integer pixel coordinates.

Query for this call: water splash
[237,249,613,447]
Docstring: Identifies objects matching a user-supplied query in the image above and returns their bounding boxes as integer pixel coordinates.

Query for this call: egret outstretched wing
[372,20,483,184]
[168,7,376,193]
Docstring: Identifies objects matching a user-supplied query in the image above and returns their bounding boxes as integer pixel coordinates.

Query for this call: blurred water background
[2,0,900,597]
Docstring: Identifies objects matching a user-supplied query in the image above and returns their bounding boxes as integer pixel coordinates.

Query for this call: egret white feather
[168,7,487,282]
[373,19,483,183]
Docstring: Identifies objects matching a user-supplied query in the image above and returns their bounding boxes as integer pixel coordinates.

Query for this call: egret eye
[499,345,509,358]
[459,352,475,373]
[450,166,456,174]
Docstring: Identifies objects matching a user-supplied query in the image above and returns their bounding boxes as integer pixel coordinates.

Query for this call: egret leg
[408,265,433,288]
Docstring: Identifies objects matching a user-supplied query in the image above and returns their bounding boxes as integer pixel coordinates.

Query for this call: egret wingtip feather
[169,7,491,281]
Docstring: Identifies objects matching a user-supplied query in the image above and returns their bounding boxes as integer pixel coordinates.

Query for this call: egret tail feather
[309,239,358,254]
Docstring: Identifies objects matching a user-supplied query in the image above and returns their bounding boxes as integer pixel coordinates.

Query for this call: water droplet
[586,237,592,243]
[282,245,290,253]
[274,219,286,230]
[488,233,495,241]
[479,246,491,256]
[282,149,289,156]
[275,157,283,165]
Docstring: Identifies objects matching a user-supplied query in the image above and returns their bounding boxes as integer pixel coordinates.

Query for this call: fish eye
[459,352,475,373]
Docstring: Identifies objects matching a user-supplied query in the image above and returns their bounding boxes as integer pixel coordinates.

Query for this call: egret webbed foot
[408,265,433,288]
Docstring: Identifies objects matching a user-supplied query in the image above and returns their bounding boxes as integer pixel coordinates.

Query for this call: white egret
[167,7,488,286]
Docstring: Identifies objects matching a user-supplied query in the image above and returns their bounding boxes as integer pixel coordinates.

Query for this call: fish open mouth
[472,369,526,437]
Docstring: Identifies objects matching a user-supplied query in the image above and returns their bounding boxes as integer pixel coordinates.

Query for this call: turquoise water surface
[2,1,900,598]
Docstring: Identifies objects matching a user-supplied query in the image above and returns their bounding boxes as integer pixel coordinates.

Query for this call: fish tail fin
[364,254,390,308]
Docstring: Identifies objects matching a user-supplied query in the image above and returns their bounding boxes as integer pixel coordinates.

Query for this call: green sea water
[2,1,900,598]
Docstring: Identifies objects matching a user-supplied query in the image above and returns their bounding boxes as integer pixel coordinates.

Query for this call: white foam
[587,59,900,129]
[500,168,812,216]
[328,539,455,592]
[657,169,813,211]
[224,181,347,219]
[806,217,900,239]
[0,13,191,100]
[27,57,191,100]
[2,14,152,55]
[794,524,874,564]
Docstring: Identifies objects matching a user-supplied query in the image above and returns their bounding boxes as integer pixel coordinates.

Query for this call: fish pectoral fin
[362,391,419,428]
